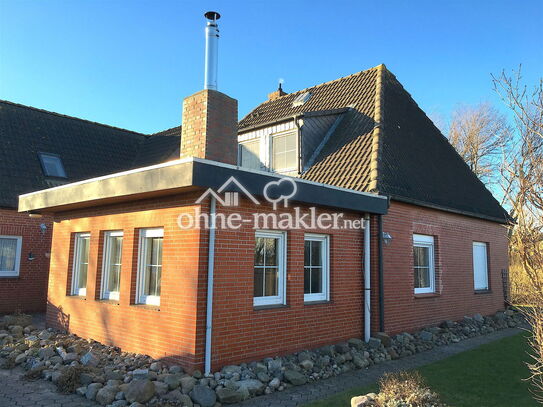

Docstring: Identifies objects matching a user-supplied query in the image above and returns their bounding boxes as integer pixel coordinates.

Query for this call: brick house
[0,100,180,313]
[17,62,510,373]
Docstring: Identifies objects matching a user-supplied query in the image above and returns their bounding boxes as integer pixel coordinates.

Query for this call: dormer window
[271,131,297,172]
[38,153,67,178]
[239,139,262,171]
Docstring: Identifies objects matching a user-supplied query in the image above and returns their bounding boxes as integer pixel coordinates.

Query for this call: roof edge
[368,64,386,192]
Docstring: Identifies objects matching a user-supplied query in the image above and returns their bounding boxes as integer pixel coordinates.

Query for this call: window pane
[311,241,322,266]
[240,141,261,170]
[304,241,310,265]
[413,246,429,267]
[106,236,122,293]
[78,236,89,290]
[264,267,278,296]
[254,268,264,297]
[40,154,66,177]
[272,132,297,171]
[264,238,278,266]
[0,238,17,271]
[415,267,430,288]
[254,238,265,266]
[304,267,311,294]
[144,237,162,296]
[311,267,322,293]
[109,264,121,292]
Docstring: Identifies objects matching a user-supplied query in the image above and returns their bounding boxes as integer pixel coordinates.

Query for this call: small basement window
[38,152,67,178]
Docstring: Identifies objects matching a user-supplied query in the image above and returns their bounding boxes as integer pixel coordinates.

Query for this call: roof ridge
[0,99,145,137]
[148,125,182,136]
[368,64,386,193]
[240,64,382,122]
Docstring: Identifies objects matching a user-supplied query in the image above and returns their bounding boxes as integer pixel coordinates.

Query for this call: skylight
[38,153,67,178]
[292,92,311,107]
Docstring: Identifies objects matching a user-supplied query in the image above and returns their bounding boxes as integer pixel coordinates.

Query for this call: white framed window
[253,231,286,306]
[101,231,123,301]
[239,139,262,170]
[413,234,435,294]
[304,234,329,302]
[71,233,90,296]
[38,152,67,178]
[473,242,489,290]
[137,228,163,306]
[271,131,297,172]
[0,235,22,277]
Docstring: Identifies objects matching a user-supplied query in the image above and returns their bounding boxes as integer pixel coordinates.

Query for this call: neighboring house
[0,100,180,313]
[17,64,510,374]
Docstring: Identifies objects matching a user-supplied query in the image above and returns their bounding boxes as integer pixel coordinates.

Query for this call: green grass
[305,332,537,407]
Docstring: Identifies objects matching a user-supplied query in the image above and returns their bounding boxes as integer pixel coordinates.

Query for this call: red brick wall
[378,201,508,334]
[210,200,366,370]
[46,193,208,369]
[0,209,52,313]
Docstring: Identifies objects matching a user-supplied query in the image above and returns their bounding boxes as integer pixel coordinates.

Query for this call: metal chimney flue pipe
[204,11,220,90]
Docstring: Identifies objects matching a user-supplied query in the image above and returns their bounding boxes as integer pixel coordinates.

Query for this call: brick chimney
[180,89,238,165]
[268,83,287,101]
[179,11,238,166]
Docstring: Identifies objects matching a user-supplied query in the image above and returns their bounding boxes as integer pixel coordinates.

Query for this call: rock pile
[0,309,524,406]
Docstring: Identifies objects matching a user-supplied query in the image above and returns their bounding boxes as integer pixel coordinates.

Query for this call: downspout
[204,196,216,374]
[378,214,385,332]
[363,214,371,342]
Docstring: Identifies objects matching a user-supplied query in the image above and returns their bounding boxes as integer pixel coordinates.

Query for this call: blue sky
[1,0,541,134]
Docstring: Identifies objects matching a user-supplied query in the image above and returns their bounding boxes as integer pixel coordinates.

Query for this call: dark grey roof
[239,65,510,223]
[0,100,180,208]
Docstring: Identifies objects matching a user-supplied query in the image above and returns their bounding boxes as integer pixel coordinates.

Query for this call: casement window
[253,231,286,306]
[101,231,123,301]
[239,139,262,170]
[38,152,67,178]
[137,228,163,306]
[71,233,90,296]
[473,242,489,291]
[304,234,329,302]
[271,131,297,172]
[0,235,22,277]
[413,234,435,294]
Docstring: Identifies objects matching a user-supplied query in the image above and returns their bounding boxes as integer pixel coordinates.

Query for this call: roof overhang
[19,157,389,215]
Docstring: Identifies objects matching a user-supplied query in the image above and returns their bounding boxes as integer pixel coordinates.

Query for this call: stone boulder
[189,384,216,407]
[125,379,155,404]
[284,369,307,386]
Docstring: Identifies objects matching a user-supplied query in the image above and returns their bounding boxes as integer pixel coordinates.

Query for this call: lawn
[304,332,537,407]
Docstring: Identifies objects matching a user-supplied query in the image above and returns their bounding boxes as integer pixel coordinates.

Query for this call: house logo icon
[195,176,260,206]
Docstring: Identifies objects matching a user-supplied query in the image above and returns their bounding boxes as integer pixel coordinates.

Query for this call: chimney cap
[204,11,221,21]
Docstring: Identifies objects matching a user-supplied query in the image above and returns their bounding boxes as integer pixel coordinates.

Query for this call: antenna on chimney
[204,11,220,90]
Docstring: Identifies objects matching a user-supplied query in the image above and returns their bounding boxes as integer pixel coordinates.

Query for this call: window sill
[67,295,87,301]
[97,299,121,305]
[474,289,492,295]
[0,274,20,279]
[304,300,331,306]
[414,292,440,299]
[253,304,289,311]
[131,304,160,311]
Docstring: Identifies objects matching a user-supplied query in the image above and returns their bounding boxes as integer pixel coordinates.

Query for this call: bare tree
[493,66,543,402]
[447,102,509,184]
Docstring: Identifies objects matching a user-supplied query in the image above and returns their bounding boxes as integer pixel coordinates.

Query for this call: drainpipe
[363,214,371,342]
[378,214,385,332]
[204,196,217,374]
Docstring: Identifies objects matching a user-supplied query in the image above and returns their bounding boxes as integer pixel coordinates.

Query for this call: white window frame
[238,139,262,170]
[0,235,22,277]
[413,234,435,294]
[71,233,90,296]
[473,242,489,291]
[270,130,298,173]
[136,228,164,306]
[253,230,287,307]
[101,231,123,301]
[304,234,330,303]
